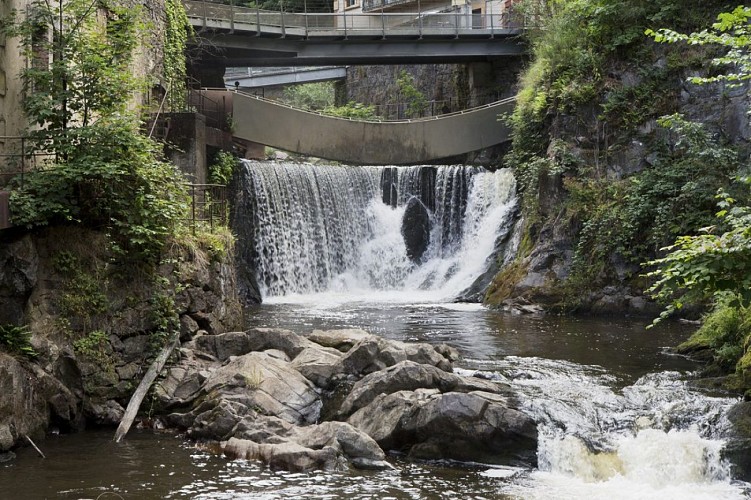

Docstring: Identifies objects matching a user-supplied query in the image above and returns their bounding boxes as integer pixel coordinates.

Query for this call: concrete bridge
[185,1,526,66]
[230,91,515,164]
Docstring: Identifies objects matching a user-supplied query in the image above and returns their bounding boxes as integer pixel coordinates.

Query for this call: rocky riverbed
[155,328,538,471]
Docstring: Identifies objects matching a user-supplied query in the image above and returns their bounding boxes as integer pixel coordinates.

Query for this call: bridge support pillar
[188,61,227,89]
[242,141,266,160]
[467,58,524,105]
[160,112,209,185]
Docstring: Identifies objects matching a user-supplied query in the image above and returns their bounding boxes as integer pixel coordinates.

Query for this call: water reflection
[247,302,698,383]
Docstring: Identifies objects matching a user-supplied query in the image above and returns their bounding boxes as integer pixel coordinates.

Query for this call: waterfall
[234,161,518,302]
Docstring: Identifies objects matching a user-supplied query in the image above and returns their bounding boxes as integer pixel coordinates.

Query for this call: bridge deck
[185,1,527,65]
[231,91,515,164]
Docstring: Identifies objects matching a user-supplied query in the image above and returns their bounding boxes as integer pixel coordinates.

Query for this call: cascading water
[459,358,750,499]
[234,161,518,303]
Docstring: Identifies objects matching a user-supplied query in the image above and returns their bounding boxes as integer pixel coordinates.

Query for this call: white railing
[184,0,526,38]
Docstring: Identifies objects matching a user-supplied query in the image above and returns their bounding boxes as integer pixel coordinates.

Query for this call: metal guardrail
[187,183,228,233]
[0,136,56,189]
[231,88,516,124]
[184,0,527,38]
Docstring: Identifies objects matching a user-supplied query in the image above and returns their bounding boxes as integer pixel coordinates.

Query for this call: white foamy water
[237,162,518,303]
[460,359,749,499]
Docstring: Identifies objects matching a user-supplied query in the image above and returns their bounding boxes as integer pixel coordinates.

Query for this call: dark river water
[1,302,748,499]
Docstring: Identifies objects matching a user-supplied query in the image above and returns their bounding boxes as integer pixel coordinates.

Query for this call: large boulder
[348,389,537,464]
[290,346,343,388]
[401,196,432,263]
[335,335,452,376]
[337,360,509,418]
[221,416,390,471]
[0,353,80,452]
[308,329,372,352]
[200,351,322,425]
[723,401,751,482]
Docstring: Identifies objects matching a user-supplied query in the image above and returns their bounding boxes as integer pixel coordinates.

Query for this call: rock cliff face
[486,67,751,315]
[0,227,242,453]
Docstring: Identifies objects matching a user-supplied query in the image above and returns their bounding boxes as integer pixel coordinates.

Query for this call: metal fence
[185,0,528,38]
[187,183,229,233]
[0,136,55,189]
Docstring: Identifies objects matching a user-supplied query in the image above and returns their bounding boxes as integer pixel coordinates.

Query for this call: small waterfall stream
[459,358,748,498]
[234,161,518,302]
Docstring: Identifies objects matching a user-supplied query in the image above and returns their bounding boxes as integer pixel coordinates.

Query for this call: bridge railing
[184,0,526,37]
[233,89,516,124]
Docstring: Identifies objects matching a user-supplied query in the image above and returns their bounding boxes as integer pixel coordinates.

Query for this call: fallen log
[114,331,179,443]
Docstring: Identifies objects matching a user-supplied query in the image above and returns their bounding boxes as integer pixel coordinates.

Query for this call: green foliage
[396,70,428,118]
[322,102,378,120]
[149,287,179,352]
[645,189,751,320]
[1,0,145,130]
[566,116,741,297]
[164,0,191,110]
[282,82,335,111]
[53,251,109,333]
[208,151,238,185]
[680,301,750,370]
[10,119,189,262]
[72,329,109,362]
[644,6,751,328]
[507,0,731,180]
[0,324,38,359]
[646,6,751,86]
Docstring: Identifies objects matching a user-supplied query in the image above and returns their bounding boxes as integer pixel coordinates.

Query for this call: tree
[646,6,751,86]
[1,0,188,262]
[644,6,751,319]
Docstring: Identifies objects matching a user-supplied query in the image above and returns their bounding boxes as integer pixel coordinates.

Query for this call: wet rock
[337,360,507,418]
[336,335,452,376]
[724,401,751,482]
[87,400,125,426]
[201,352,322,425]
[308,329,372,352]
[222,416,390,471]
[190,399,251,440]
[401,196,432,263]
[222,436,339,471]
[348,389,537,464]
[0,353,80,451]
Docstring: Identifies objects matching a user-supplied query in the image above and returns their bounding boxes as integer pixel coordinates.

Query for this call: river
[1,302,748,499]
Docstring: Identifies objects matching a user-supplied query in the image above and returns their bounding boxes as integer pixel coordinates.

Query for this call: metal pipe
[304,0,309,37]
[256,1,261,35]
[418,0,422,38]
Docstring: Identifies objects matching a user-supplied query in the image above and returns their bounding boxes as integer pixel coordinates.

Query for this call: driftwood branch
[24,435,45,458]
[114,330,180,443]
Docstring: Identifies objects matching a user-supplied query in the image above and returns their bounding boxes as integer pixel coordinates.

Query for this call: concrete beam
[196,34,526,66]
[225,66,347,88]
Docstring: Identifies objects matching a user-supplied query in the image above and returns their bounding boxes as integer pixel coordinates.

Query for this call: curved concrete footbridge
[231,91,515,164]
